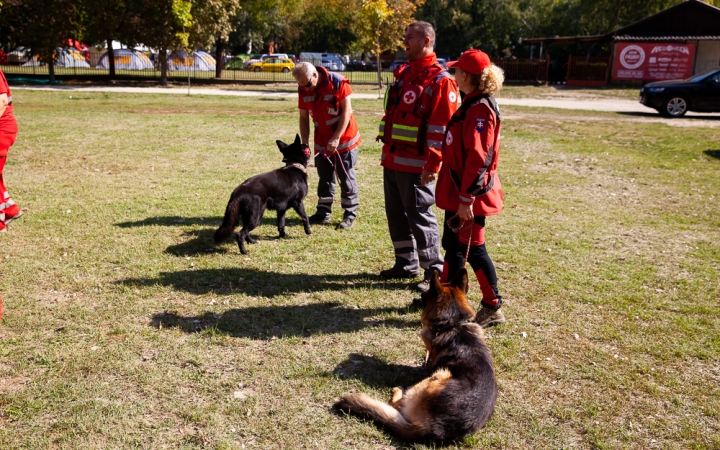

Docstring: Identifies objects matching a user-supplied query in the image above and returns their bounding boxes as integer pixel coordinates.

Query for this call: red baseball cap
[446,49,491,75]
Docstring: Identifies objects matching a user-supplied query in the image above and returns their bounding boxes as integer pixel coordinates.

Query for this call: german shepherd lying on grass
[334,268,497,444]
[214,135,312,254]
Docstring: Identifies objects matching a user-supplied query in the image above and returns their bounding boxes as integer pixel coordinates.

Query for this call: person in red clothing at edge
[292,62,361,230]
[378,21,458,293]
[0,68,23,234]
[425,49,506,327]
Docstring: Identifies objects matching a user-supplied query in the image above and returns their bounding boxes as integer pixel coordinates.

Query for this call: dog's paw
[279,229,287,238]
[304,227,312,235]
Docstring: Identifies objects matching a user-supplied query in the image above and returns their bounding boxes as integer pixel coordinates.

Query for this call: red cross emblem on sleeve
[403,91,417,104]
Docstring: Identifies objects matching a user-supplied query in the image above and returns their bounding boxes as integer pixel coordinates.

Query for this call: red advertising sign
[613,42,696,81]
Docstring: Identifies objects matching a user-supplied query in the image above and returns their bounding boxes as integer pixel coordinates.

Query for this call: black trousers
[441,210,502,309]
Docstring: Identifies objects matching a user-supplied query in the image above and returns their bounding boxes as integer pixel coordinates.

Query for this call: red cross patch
[403,91,417,104]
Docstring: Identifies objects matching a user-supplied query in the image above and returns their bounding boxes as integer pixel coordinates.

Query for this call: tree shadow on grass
[116,215,311,257]
[120,268,416,297]
[704,150,720,160]
[151,303,417,339]
[332,353,426,389]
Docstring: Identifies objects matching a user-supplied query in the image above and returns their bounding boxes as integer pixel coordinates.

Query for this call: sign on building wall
[613,43,696,81]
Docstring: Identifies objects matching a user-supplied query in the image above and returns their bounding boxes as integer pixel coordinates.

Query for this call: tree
[289,0,358,54]
[188,0,241,78]
[126,0,193,85]
[81,0,132,79]
[0,0,84,83]
[227,0,303,55]
[357,0,424,88]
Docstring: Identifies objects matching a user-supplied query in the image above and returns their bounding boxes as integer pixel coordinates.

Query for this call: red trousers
[0,131,20,230]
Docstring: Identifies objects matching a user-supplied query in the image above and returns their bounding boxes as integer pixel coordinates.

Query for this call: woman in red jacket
[426,50,506,327]
[0,68,23,233]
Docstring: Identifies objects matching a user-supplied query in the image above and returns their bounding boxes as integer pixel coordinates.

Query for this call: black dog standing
[214,135,312,254]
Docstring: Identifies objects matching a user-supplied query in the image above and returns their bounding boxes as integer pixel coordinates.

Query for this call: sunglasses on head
[300,73,316,88]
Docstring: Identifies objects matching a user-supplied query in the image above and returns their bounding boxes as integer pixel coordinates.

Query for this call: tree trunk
[215,38,225,79]
[159,49,168,86]
[107,39,116,79]
[49,59,55,84]
[376,37,383,90]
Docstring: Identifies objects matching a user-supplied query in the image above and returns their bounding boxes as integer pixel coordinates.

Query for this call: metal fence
[566,56,610,86]
[3,53,552,85]
[492,58,548,83]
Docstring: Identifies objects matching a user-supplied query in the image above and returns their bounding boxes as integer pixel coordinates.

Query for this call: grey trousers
[383,167,443,278]
[315,148,359,219]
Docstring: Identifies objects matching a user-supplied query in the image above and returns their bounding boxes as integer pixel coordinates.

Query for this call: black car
[640,68,720,117]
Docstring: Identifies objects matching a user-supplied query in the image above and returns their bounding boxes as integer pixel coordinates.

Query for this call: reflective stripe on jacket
[379,56,458,174]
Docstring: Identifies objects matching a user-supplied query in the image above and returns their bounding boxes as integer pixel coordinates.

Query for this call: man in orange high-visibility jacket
[0,68,23,233]
[294,62,361,230]
[378,21,459,292]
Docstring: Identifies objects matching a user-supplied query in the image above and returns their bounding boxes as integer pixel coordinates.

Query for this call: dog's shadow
[151,303,417,339]
[332,353,427,389]
[116,215,309,257]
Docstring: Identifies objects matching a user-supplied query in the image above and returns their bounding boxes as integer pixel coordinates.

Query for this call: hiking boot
[379,267,420,279]
[308,212,331,225]
[336,216,355,230]
[474,306,506,328]
[5,210,24,225]
[416,279,431,293]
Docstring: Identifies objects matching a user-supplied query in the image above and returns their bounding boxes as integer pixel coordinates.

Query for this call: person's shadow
[151,303,417,339]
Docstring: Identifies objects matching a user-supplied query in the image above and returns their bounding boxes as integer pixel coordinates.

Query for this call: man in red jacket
[0,69,23,233]
[294,62,361,230]
[378,21,459,291]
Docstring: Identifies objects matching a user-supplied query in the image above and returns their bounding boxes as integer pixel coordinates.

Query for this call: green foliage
[288,0,359,54]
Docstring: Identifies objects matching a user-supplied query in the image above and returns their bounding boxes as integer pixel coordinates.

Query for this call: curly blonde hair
[467,64,504,96]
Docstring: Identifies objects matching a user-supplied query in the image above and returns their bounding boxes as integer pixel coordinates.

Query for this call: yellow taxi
[248,58,294,73]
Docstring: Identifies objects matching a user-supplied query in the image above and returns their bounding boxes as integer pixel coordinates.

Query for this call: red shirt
[0,69,18,136]
[435,90,503,216]
[297,67,361,153]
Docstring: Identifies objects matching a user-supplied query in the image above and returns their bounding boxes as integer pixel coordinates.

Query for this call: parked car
[640,68,720,117]
[346,60,367,71]
[390,60,408,71]
[247,58,294,73]
[260,53,290,61]
[320,58,345,71]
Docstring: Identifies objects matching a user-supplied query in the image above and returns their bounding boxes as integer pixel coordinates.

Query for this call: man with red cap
[425,49,507,327]
[378,21,459,291]
[0,68,23,233]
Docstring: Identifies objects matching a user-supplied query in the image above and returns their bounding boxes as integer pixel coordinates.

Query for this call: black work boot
[308,211,331,225]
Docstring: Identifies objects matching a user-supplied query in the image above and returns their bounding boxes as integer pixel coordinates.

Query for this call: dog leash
[314,151,355,195]
[446,213,473,268]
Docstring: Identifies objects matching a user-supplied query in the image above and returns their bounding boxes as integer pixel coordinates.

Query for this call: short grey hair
[292,62,317,80]
[408,21,436,48]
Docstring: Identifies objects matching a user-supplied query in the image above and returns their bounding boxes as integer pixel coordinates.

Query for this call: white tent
[22,47,90,68]
[167,50,216,71]
[7,47,29,64]
[96,49,154,70]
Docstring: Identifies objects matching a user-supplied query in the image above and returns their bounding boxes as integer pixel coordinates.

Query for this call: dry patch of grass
[0,90,718,449]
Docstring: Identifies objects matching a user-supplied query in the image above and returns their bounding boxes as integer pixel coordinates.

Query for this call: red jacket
[435,90,503,216]
[0,69,18,156]
[298,66,361,154]
[379,54,458,174]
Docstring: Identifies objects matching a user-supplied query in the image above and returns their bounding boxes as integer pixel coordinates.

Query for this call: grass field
[0,89,719,449]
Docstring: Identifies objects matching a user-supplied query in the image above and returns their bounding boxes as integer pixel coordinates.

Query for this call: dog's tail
[214,191,243,244]
[334,394,427,442]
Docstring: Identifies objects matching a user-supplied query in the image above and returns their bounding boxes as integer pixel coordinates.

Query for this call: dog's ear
[294,134,301,145]
[428,269,443,296]
[276,140,288,151]
[450,268,469,294]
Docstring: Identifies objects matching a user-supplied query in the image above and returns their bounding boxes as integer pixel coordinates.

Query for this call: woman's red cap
[446,49,491,75]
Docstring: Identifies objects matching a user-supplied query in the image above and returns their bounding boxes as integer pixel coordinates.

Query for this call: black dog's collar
[284,162,307,174]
